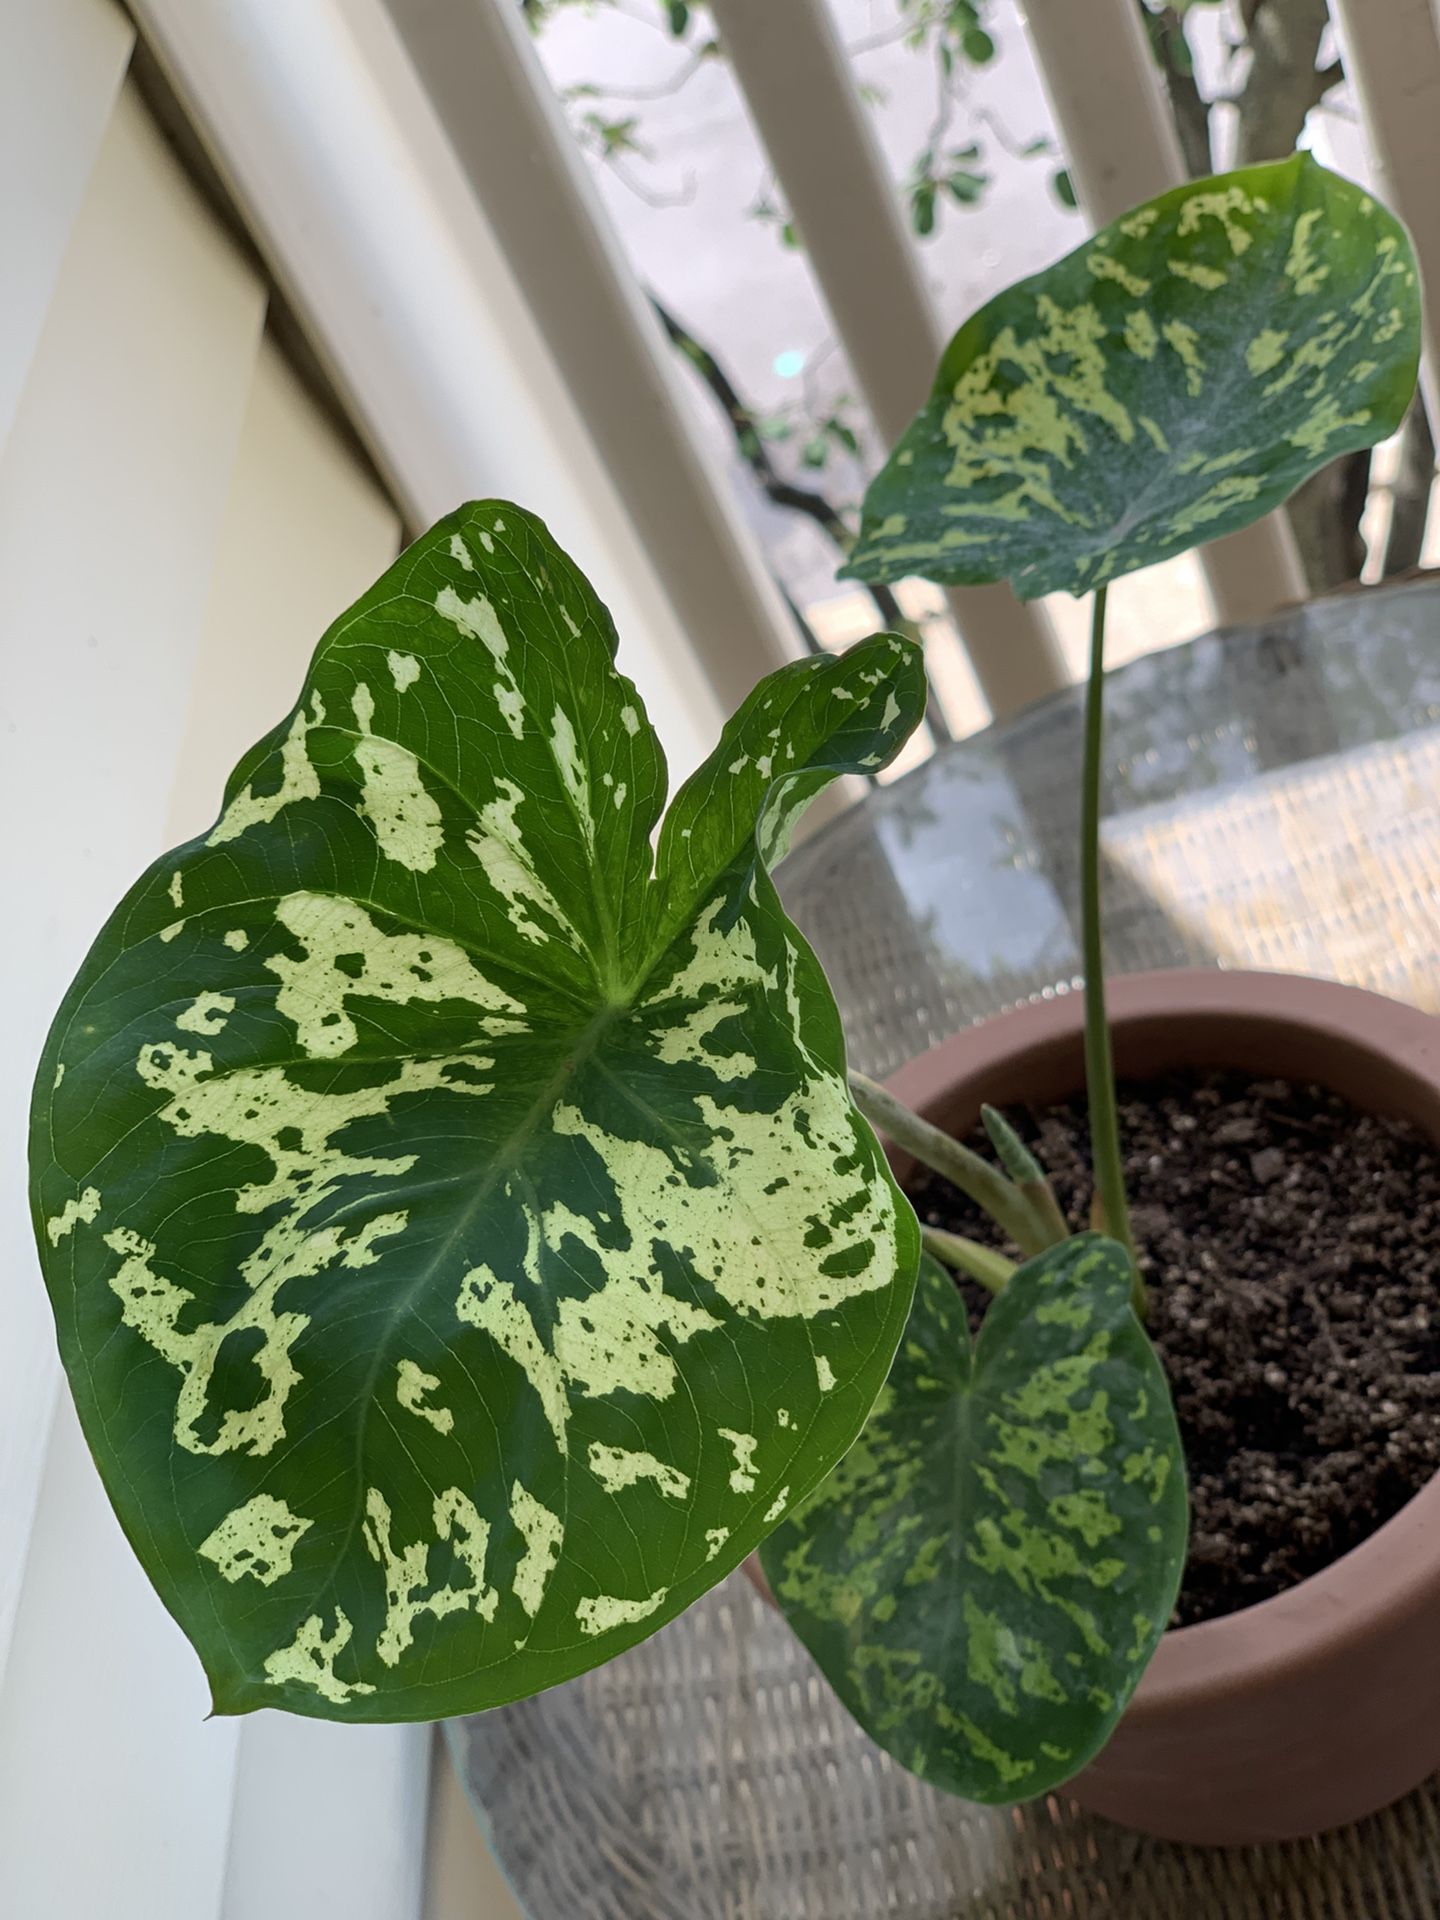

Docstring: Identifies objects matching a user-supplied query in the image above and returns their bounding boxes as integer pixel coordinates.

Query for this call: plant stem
[1019,1177,1071,1249]
[980,1102,1044,1183]
[980,1104,1069,1246]
[921,1227,1016,1295]
[1081,586,1145,1317]
[848,1070,1047,1257]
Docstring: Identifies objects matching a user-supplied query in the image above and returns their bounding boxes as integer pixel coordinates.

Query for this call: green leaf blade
[761,1239,1188,1802]
[32,502,926,1722]
[844,155,1421,598]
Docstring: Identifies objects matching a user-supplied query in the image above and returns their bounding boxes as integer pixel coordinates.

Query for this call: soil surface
[905,1069,1440,1627]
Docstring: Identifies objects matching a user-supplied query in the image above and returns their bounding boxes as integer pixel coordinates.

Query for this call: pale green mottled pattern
[199,1494,312,1587]
[845,156,1420,598]
[265,890,521,1056]
[46,1185,100,1246]
[761,1242,1188,1802]
[575,1587,668,1636]
[262,1610,374,1705]
[31,502,925,1724]
[509,1482,563,1620]
[208,693,325,846]
[349,682,445,871]
[396,1361,454,1435]
[587,1442,690,1501]
[363,1486,497,1664]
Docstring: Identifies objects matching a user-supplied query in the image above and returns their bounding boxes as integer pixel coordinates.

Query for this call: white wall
[0,0,136,1684]
[0,61,263,1920]
[0,58,264,1699]
[0,0,131,458]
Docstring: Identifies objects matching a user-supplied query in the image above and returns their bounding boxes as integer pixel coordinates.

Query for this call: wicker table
[452,579,1440,1918]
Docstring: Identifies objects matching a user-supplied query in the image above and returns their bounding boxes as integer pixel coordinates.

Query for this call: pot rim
[883,966,1440,1724]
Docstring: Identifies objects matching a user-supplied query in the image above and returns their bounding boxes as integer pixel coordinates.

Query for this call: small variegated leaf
[843,154,1420,598]
[760,1240,1187,1802]
[31,502,926,1721]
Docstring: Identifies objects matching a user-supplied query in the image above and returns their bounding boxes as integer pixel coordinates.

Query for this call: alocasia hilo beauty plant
[30,156,1418,1798]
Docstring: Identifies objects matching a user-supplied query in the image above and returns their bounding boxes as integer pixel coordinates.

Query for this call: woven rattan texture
[453,580,1440,1917]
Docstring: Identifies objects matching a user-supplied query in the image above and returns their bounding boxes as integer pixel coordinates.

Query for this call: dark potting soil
[905,1068,1440,1627]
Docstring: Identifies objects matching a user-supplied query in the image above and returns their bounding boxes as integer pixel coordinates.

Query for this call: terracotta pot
[753,970,1440,1846]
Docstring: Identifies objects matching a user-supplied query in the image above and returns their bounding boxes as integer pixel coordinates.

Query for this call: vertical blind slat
[1327,0,1440,424]
[380,0,802,715]
[709,0,1068,722]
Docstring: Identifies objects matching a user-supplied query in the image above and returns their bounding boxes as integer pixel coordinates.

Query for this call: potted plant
[755,149,1435,1846]
[27,153,1429,1850]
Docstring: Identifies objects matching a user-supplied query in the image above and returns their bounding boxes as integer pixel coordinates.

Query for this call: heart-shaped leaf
[760,1239,1187,1801]
[843,154,1420,598]
[31,503,926,1721]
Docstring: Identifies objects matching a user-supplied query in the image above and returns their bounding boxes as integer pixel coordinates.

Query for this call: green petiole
[921,1227,1017,1295]
[1080,586,1146,1319]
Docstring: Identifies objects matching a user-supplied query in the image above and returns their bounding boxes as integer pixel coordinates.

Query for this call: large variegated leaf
[761,1241,1187,1801]
[31,503,926,1721]
[844,154,1420,598]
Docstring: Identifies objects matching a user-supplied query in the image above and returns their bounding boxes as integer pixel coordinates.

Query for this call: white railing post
[710,0,1069,722]
[1019,0,1309,625]
[1327,0,1440,424]
[379,0,801,718]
